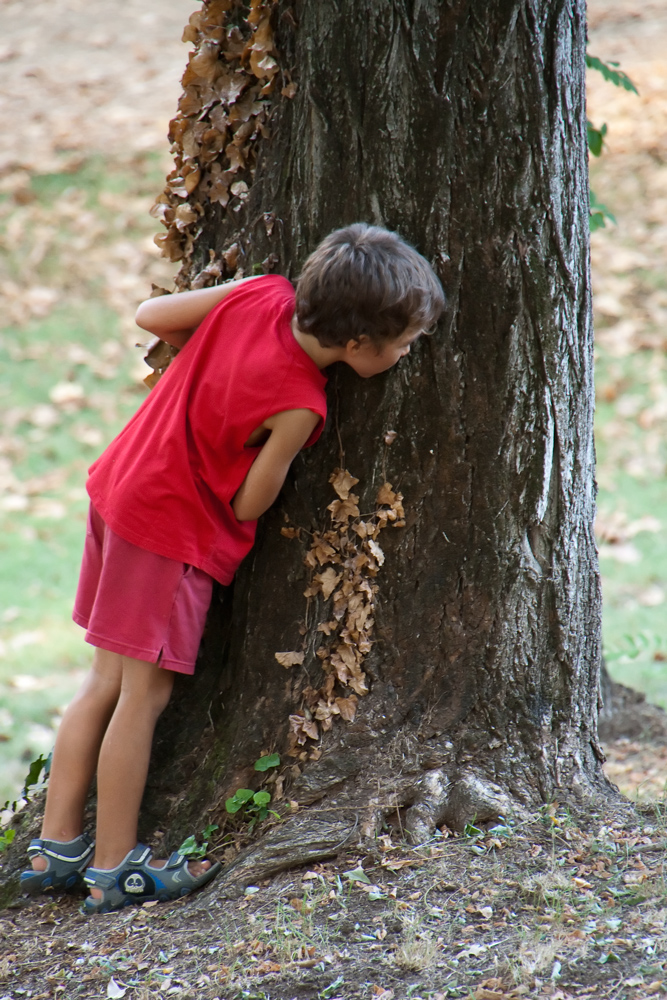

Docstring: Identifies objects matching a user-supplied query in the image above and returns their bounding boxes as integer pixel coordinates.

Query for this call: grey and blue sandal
[20,832,95,894]
[82,843,222,915]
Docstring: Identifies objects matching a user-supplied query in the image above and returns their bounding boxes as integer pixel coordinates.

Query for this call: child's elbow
[232,498,259,522]
[135,301,154,332]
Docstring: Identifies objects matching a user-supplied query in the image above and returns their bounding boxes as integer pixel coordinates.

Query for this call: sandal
[82,843,222,914]
[20,832,95,894]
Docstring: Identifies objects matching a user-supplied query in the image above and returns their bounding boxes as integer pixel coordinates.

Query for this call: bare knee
[148,671,174,716]
[120,657,175,718]
[72,648,123,713]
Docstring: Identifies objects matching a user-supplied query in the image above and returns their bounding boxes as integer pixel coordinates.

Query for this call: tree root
[213,766,529,897]
[404,768,522,841]
[215,814,359,898]
[197,713,642,897]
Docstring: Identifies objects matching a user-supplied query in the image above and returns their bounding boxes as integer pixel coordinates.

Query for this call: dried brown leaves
[153,0,286,283]
[142,337,180,390]
[283,469,405,754]
[274,651,304,669]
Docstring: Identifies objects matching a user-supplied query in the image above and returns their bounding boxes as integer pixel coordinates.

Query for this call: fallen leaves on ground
[5,789,667,998]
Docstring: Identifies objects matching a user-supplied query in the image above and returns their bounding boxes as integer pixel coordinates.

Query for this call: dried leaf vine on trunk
[151,0,295,289]
[277,469,406,757]
[144,0,296,387]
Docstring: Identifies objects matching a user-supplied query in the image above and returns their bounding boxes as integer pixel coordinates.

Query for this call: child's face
[345,326,423,378]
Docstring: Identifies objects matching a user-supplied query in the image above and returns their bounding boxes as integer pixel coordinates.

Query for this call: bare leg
[93,655,175,869]
[32,648,122,870]
[89,655,209,898]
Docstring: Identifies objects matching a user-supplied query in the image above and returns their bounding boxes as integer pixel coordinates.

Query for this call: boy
[21,223,444,914]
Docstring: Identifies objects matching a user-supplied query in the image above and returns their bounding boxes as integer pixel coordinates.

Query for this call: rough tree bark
[139,0,616,892]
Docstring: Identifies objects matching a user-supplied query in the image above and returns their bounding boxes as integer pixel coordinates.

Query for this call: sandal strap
[84,843,152,888]
[125,844,152,866]
[165,851,188,869]
[83,869,117,890]
[21,833,95,895]
[27,833,94,865]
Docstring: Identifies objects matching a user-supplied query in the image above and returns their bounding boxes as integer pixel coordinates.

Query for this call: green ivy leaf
[177,835,200,858]
[0,829,16,852]
[253,790,271,807]
[343,865,371,884]
[177,822,219,859]
[22,754,47,797]
[254,753,281,771]
[587,120,607,157]
[598,951,621,964]
[235,788,255,802]
[586,54,639,95]
[590,190,616,232]
[320,976,345,999]
[225,788,255,813]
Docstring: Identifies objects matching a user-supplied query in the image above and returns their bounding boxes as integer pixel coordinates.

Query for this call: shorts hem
[158,657,196,676]
[72,505,207,676]
[82,628,160,665]
[77,623,196,675]
[72,608,89,630]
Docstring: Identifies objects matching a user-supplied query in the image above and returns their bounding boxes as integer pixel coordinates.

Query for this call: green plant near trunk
[587,53,638,230]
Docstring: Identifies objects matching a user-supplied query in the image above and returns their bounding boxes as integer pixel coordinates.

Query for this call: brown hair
[295,224,445,348]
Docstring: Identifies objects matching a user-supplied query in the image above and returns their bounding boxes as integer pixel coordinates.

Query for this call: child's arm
[135,276,264,349]
[232,409,321,521]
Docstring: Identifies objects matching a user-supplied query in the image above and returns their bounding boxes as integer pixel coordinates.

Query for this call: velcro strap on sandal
[165,852,187,869]
[127,845,152,866]
[84,869,118,890]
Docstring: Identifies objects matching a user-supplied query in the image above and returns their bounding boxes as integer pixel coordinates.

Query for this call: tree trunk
[143,0,616,891]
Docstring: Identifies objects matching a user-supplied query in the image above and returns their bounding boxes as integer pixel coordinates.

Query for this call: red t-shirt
[87,275,328,584]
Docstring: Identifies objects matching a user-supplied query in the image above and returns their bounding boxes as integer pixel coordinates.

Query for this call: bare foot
[149,857,211,876]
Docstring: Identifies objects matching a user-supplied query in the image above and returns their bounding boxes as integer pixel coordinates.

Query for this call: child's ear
[345,335,369,356]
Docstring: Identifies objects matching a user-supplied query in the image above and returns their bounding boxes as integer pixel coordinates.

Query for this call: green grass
[28,156,153,207]
[0,152,171,805]
[595,345,667,707]
[0,307,143,805]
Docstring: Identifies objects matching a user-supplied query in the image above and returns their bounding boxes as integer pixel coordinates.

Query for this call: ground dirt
[1,1,667,998]
[3,802,667,1000]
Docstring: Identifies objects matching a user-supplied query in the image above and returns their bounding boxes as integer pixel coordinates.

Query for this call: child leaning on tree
[21,223,444,914]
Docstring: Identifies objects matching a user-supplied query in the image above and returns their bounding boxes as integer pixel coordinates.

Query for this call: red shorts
[73,504,213,675]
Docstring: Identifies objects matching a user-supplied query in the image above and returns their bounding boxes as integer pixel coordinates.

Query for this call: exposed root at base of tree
[212,755,624,895]
[403,770,522,844]
[215,815,359,898]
